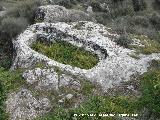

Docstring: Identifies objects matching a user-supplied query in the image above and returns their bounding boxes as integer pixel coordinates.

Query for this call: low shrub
[7,0,41,24]
[0,17,28,37]
[94,12,112,25]
[0,5,3,11]
[111,7,134,18]
[150,12,160,31]
[53,0,78,8]
[111,14,160,43]
[114,35,133,48]
[91,1,103,12]
[0,80,8,120]
[0,56,12,70]
[129,16,150,28]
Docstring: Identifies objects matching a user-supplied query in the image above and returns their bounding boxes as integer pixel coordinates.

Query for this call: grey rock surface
[59,74,72,87]
[23,68,59,90]
[35,5,94,22]
[6,89,50,120]
[12,21,160,92]
[66,94,73,100]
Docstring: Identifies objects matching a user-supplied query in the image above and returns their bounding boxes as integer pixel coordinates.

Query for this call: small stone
[6,89,51,120]
[70,81,81,90]
[66,94,73,100]
[58,99,64,103]
[87,6,93,14]
[59,74,72,87]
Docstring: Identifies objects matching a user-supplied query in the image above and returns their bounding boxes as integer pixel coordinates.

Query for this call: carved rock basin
[12,21,160,91]
[12,21,111,72]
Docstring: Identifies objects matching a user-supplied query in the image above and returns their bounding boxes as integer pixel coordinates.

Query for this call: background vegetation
[0,0,41,69]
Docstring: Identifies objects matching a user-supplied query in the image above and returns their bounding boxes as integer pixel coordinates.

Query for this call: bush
[0,17,28,37]
[111,14,160,43]
[111,7,134,18]
[0,5,3,11]
[153,0,160,10]
[0,79,7,120]
[53,0,78,8]
[150,12,160,30]
[114,35,133,48]
[0,0,41,70]
[94,12,112,25]
[0,17,28,69]
[0,56,13,70]
[129,16,150,28]
[54,0,79,7]
[91,1,103,12]
[7,0,41,24]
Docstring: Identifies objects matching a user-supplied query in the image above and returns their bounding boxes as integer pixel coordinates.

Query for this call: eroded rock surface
[6,89,50,120]
[23,68,81,91]
[35,5,94,22]
[59,74,81,90]
[23,68,59,90]
[12,21,160,92]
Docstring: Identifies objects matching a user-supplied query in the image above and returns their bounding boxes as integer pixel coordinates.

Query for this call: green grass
[0,67,26,120]
[34,60,160,120]
[139,69,160,116]
[31,41,99,69]
[130,35,160,54]
[0,68,25,93]
[35,95,139,120]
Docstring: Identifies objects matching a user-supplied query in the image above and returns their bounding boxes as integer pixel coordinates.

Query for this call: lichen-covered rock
[59,74,72,87]
[35,5,94,22]
[12,21,160,92]
[87,6,93,14]
[59,74,81,90]
[6,89,50,120]
[23,68,59,90]
[66,94,73,100]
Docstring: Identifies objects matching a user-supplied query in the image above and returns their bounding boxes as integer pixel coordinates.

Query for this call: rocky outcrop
[34,5,94,22]
[11,21,160,92]
[23,68,59,90]
[6,4,160,120]
[23,68,81,91]
[6,89,50,120]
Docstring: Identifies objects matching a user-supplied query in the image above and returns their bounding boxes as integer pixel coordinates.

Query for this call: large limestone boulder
[6,89,50,120]
[23,68,59,90]
[11,21,160,92]
[34,5,94,22]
